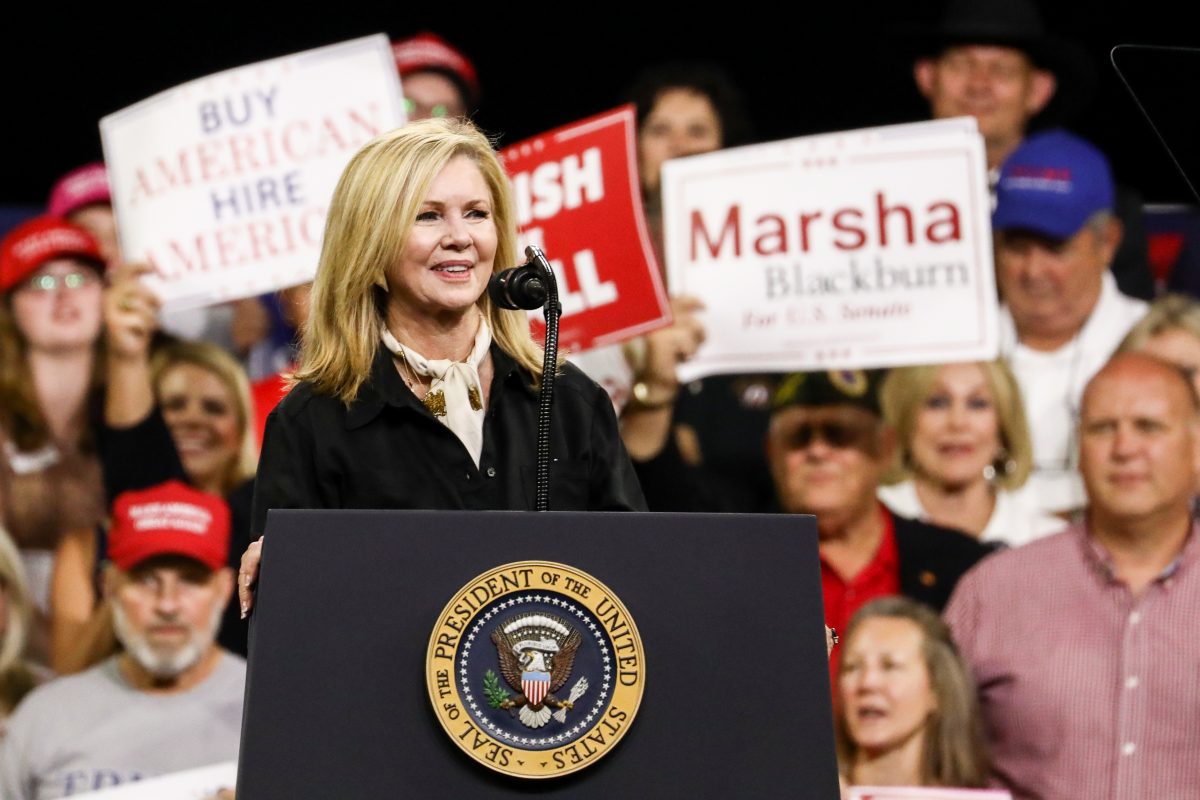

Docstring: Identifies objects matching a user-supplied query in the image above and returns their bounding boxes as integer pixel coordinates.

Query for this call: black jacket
[251,343,646,533]
[893,512,995,612]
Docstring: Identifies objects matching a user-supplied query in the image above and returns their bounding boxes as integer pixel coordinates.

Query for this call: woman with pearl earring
[877,361,1065,547]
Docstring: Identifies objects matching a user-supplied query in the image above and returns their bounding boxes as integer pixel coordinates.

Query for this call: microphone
[489,247,550,310]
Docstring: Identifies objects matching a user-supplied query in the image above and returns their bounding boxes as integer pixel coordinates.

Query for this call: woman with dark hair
[597,63,776,513]
[626,62,752,257]
[836,596,989,789]
[0,217,108,661]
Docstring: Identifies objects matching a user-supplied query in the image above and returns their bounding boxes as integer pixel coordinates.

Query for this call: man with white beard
[0,481,244,799]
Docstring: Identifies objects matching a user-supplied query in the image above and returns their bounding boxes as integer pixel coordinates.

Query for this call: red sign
[501,106,671,354]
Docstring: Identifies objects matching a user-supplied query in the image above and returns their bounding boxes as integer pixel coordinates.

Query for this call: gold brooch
[424,390,447,417]
[468,386,482,411]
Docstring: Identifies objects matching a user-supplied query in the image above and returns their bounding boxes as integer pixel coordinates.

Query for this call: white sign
[848,788,1012,800]
[71,761,236,799]
[662,118,997,381]
[101,35,406,312]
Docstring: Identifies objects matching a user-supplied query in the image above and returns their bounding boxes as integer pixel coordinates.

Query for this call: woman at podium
[239,118,645,613]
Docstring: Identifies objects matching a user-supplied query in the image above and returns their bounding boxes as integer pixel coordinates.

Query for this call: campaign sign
[662,118,997,380]
[502,106,671,354]
[101,35,405,312]
[848,788,1012,800]
[71,760,236,799]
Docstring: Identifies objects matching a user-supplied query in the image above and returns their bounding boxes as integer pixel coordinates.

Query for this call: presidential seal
[426,561,645,779]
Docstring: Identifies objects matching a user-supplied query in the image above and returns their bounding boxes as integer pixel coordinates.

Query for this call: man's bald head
[1079,353,1200,526]
[1083,353,1200,418]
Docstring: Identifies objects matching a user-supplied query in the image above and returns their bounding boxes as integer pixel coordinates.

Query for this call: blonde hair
[151,340,257,493]
[836,597,989,788]
[1118,293,1200,354]
[0,528,31,673]
[0,527,36,713]
[880,360,1032,490]
[296,117,542,404]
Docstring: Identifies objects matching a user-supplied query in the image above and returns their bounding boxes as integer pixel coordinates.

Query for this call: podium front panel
[237,510,838,798]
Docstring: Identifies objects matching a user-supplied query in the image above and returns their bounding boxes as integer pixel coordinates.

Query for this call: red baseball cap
[392,32,480,106]
[108,481,231,572]
[0,215,104,293]
[47,162,112,218]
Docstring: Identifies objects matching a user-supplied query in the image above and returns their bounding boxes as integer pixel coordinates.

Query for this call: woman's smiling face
[158,363,242,495]
[910,363,1002,490]
[386,154,497,323]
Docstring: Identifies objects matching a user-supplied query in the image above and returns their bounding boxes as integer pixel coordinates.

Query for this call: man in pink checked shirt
[945,352,1200,800]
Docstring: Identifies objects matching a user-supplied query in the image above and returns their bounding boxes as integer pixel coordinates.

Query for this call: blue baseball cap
[992,129,1115,240]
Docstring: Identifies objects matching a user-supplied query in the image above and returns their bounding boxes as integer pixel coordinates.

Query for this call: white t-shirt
[158,305,236,353]
[0,654,245,800]
[999,272,1148,514]
[878,479,1067,548]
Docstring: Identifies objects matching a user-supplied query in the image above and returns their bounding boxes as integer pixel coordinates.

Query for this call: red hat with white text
[108,481,231,572]
[392,32,480,107]
[47,162,112,218]
[0,215,104,293]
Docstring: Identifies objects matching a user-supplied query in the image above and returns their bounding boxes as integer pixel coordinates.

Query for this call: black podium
[236,510,839,798]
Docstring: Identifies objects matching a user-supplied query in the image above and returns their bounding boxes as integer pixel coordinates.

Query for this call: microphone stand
[528,247,561,512]
[486,245,560,511]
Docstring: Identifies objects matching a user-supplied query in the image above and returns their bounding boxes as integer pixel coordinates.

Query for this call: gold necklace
[395,350,425,392]
[390,336,481,415]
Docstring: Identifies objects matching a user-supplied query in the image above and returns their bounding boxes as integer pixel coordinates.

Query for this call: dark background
[3,2,1198,207]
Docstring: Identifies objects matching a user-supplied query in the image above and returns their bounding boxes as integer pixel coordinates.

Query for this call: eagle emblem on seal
[483,613,590,729]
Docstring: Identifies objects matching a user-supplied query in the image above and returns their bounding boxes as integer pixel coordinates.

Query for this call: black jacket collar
[344,342,534,430]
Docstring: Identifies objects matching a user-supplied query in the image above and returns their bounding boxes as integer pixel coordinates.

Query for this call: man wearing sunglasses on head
[765,370,992,669]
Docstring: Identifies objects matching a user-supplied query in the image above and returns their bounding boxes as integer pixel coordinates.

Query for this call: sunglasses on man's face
[778,419,877,453]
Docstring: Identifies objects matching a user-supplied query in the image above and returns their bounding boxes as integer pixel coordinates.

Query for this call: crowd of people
[1,2,1198,798]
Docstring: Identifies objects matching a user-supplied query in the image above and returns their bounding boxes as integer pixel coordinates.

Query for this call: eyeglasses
[779,419,876,452]
[21,270,100,293]
[404,98,451,118]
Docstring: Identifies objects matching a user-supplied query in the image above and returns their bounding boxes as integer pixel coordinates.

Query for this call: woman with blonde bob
[1117,293,1200,398]
[878,360,1064,547]
[836,596,989,789]
[239,118,644,611]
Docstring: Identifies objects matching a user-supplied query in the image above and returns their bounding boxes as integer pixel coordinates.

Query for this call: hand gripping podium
[236,510,839,798]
